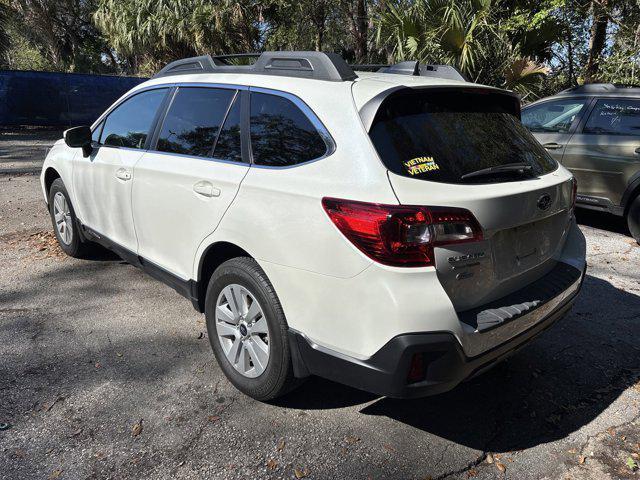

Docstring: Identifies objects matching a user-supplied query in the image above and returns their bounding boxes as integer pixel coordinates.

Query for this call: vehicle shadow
[81,244,121,261]
[576,208,630,236]
[279,274,640,453]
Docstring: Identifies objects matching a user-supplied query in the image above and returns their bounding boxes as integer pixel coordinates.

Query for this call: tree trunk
[312,1,327,51]
[352,0,367,62]
[315,28,324,51]
[567,24,574,86]
[565,0,574,87]
[584,0,609,83]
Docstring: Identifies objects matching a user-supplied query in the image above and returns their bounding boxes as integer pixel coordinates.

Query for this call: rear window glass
[369,89,557,184]
[583,99,640,136]
[250,92,327,167]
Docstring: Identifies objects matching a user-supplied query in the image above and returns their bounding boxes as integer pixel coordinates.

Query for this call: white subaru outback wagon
[41,52,586,400]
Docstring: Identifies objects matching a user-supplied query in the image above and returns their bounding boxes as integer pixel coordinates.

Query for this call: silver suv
[522,84,640,242]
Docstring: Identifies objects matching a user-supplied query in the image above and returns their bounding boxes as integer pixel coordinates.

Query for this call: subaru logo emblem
[537,194,552,211]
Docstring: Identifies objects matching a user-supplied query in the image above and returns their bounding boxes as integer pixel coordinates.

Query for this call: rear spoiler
[351,61,467,82]
[358,85,521,132]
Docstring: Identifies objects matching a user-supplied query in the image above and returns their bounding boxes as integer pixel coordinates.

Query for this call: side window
[212,93,242,162]
[583,99,640,136]
[157,87,236,157]
[522,99,588,133]
[101,88,167,149]
[250,92,328,167]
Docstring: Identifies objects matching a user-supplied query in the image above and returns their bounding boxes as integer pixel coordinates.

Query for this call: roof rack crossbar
[154,51,357,82]
[377,61,467,82]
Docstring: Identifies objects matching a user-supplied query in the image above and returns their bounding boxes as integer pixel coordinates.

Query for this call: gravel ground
[0,131,639,479]
[0,128,62,175]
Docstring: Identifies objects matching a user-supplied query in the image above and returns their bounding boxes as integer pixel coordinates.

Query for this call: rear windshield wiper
[460,162,533,181]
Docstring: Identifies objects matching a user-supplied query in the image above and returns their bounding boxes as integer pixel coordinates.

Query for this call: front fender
[40,140,76,206]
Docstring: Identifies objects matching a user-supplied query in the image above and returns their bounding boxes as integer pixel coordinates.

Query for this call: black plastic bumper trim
[289,266,584,398]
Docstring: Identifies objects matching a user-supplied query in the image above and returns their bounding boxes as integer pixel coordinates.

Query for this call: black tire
[48,178,99,258]
[627,193,640,244]
[204,257,299,400]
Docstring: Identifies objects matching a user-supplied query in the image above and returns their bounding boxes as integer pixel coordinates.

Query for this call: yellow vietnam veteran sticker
[403,156,440,175]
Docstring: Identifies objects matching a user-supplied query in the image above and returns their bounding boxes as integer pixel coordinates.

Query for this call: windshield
[369,89,558,184]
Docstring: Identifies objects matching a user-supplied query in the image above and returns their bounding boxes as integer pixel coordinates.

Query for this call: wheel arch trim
[43,167,61,203]
[621,170,640,214]
[195,240,254,312]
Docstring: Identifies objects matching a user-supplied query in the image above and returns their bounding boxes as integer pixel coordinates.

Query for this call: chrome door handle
[115,168,132,181]
[635,147,640,155]
[193,181,220,198]
[542,142,562,150]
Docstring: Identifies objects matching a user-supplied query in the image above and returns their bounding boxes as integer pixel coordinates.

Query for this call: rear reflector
[322,197,483,267]
[407,353,426,384]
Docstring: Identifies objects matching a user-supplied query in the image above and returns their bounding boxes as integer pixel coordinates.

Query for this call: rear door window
[583,99,640,136]
[157,87,236,157]
[101,88,168,149]
[369,89,558,184]
[522,98,589,133]
[250,92,328,167]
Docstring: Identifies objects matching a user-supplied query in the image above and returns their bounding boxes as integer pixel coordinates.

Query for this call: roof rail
[154,51,358,82]
[560,83,640,94]
[366,60,467,82]
[351,64,389,72]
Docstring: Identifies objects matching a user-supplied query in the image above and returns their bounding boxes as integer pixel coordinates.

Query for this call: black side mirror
[64,126,93,157]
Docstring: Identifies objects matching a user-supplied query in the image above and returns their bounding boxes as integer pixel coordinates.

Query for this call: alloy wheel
[53,191,73,245]
[215,284,270,378]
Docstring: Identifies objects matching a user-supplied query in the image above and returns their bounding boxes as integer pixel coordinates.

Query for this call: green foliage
[596,6,640,85]
[94,0,268,74]
[1,0,113,73]
[263,0,348,53]
[372,0,555,98]
[2,27,53,71]
[0,0,638,98]
[0,2,9,59]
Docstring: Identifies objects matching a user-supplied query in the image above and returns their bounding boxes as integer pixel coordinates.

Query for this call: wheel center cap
[239,323,248,337]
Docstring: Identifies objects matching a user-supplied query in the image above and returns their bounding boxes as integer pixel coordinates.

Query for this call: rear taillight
[570,177,578,214]
[322,197,483,267]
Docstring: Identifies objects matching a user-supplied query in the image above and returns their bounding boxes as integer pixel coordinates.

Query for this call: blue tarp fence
[0,70,147,127]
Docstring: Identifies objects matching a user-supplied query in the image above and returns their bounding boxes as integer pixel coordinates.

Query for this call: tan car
[522,84,640,243]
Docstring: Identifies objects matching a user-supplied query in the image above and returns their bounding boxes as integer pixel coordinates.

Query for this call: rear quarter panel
[562,133,639,206]
[192,83,398,280]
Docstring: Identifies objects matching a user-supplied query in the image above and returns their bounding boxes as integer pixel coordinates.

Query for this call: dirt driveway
[1,131,639,479]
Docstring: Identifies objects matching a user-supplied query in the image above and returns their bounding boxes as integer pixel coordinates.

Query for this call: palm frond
[503,57,550,96]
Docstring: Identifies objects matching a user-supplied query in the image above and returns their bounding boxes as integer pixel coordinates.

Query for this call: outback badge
[448,252,485,264]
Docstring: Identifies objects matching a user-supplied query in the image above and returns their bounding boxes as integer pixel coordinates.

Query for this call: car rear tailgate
[361,84,577,311]
[389,171,575,310]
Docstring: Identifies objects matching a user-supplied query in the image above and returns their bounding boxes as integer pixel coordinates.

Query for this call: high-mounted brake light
[322,197,483,267]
